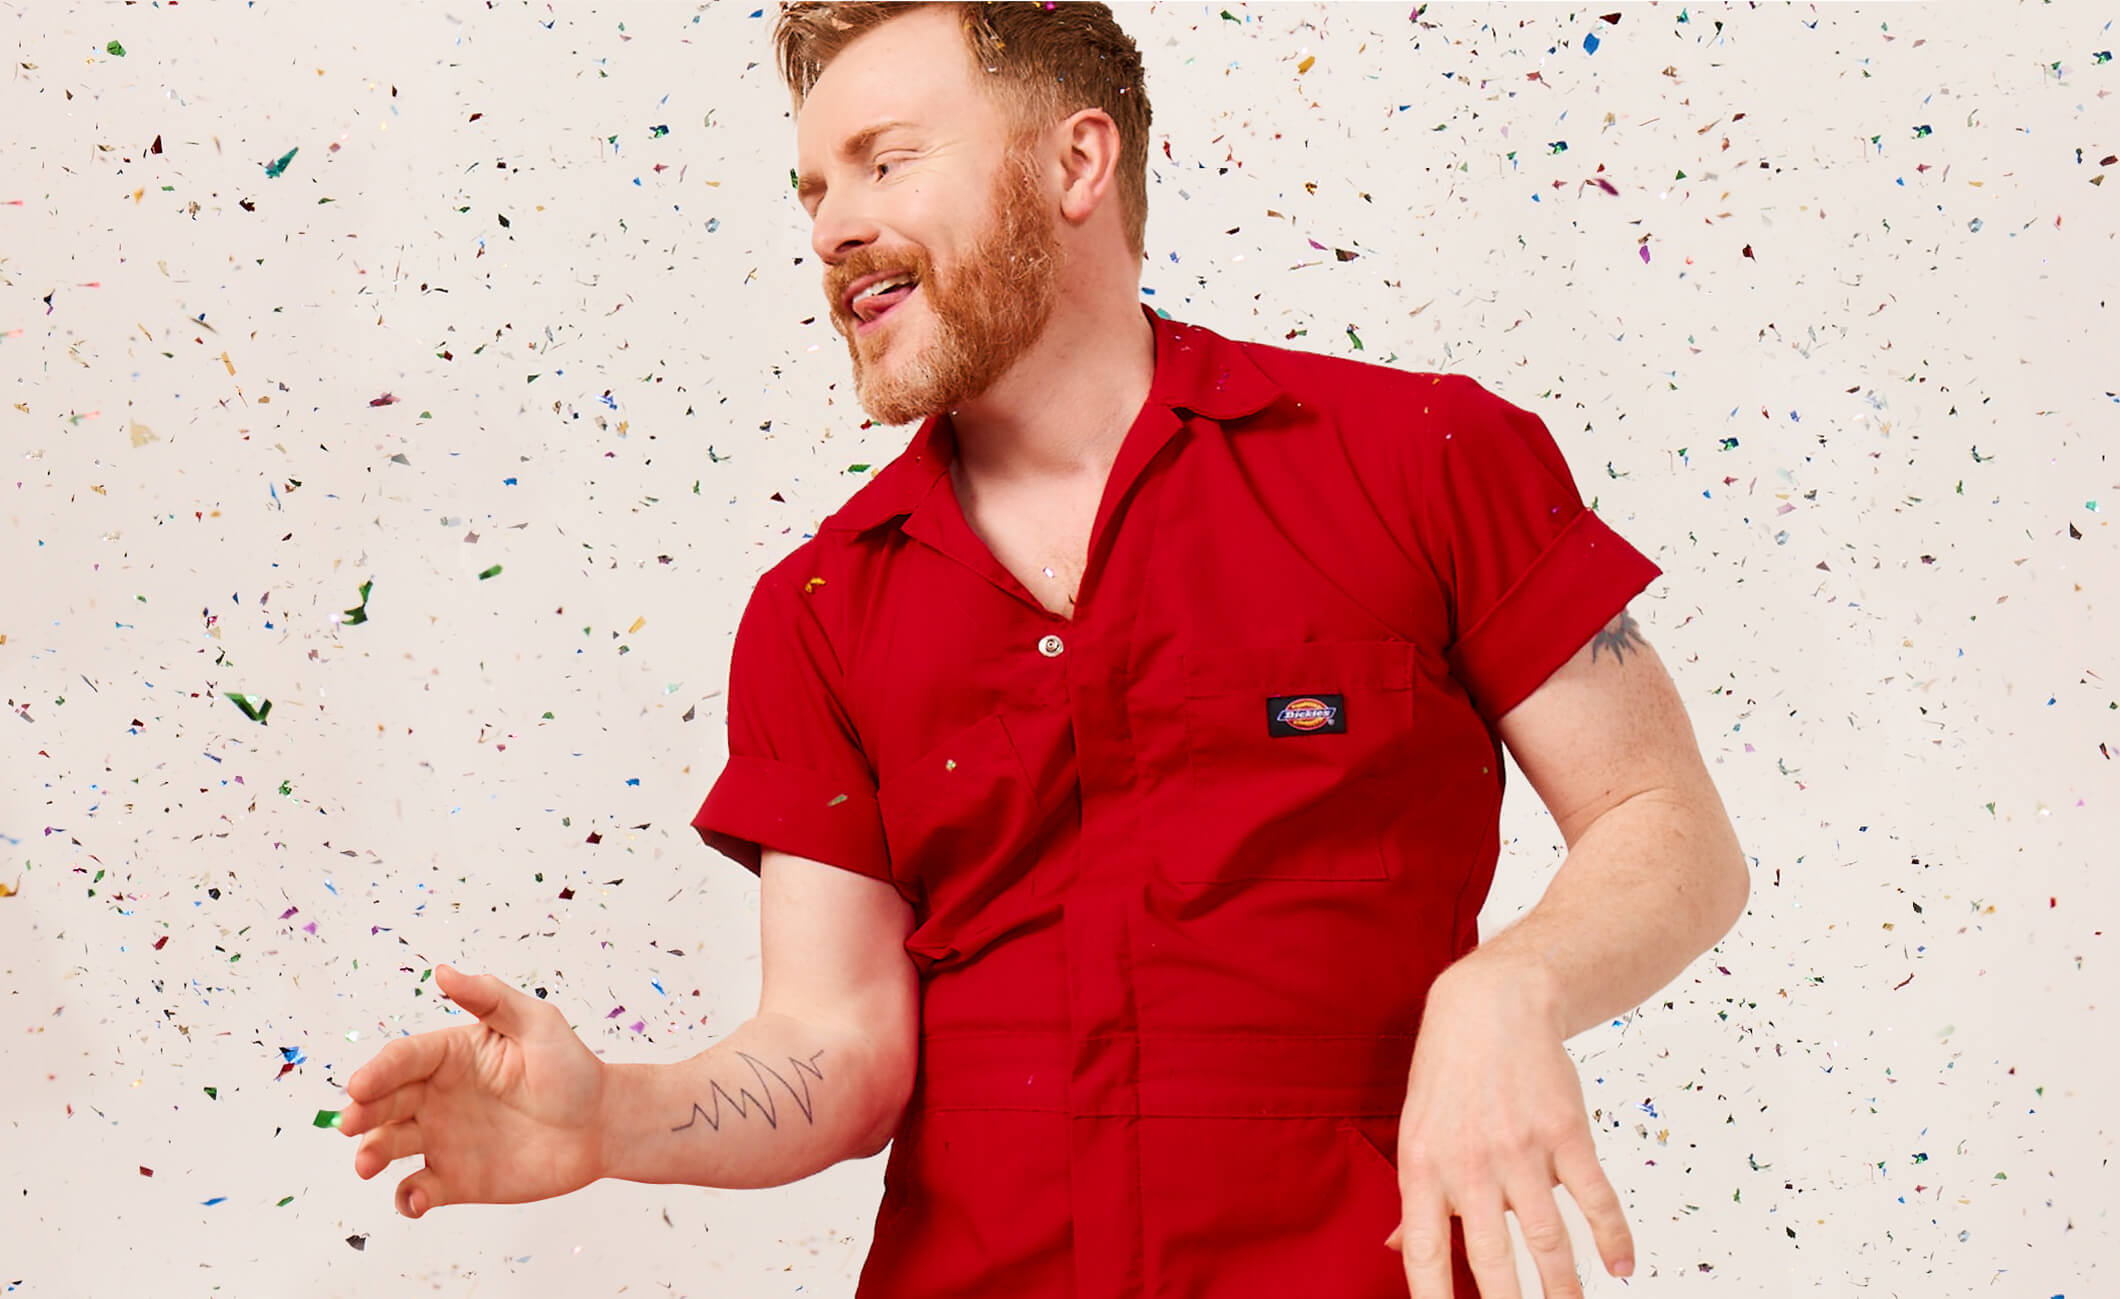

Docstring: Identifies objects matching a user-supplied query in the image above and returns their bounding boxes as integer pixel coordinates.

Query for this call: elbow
[855,1119,899,1161]
[853,1045,917,1159]
[1716,850,1751,931]
[854,1100,910,1160]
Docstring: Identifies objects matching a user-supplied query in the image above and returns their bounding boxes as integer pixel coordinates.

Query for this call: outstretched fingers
[346,1032,451,1106]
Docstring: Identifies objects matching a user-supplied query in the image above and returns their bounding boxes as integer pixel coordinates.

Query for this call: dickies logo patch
[1268,693,1346,737]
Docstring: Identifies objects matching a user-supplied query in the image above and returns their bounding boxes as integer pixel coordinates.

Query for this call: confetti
[340,578,373,626]
[8,8,2100,1294]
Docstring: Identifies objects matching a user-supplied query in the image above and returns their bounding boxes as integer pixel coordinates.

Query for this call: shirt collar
[822,301,1286,535]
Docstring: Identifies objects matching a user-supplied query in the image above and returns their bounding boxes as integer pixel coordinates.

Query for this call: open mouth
[855,282,919,334]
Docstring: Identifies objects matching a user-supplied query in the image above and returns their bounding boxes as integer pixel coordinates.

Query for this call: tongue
[862,283,916,319]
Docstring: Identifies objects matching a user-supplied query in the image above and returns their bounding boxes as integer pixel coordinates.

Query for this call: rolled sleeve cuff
[690,753,893,883]
[1446,507,1663,729]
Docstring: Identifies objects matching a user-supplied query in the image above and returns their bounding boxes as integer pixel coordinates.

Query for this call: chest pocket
[1170,640,1418,883]
[875,712,1044,956]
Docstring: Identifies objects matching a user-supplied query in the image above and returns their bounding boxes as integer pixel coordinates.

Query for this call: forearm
[598,1011,910,1189]
[1441,790,1750,1041]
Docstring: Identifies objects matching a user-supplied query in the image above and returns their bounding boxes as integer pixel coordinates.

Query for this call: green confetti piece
[228,693,271,724]
[264,147,298,179]
[204,1086,218,1100]
[277,1195,295,1206]
[848,463,872,473]
[477,564,503,580]
[106,39,126,56]
[315,1109,342,1128]
[342,578,372,625]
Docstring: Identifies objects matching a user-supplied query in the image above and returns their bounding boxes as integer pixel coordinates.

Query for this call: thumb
[435,963,530,1036]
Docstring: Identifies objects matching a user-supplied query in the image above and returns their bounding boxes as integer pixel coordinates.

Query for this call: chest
[854,458,1468,911]
[853,436,1458,789]
[956,478,1097,621]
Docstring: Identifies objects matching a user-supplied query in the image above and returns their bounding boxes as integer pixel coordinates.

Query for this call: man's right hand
[338,963,610,1218]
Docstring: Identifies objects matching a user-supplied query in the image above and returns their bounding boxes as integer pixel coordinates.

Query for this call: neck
[948,297,1155,485]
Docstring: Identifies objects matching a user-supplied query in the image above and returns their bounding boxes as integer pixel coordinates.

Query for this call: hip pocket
[1169,640,1417,883]
[1340,1113,1403,1189]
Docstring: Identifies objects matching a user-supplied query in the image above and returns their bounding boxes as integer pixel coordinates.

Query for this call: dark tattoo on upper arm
[670,1049,827,1134]
[1589,606,1648,666]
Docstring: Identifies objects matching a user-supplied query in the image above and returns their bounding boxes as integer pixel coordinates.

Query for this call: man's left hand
[1382,962,1636,1298]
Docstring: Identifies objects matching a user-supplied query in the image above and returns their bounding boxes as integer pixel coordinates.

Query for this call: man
[702,4,1747,1295]
[339,5,1749,1297]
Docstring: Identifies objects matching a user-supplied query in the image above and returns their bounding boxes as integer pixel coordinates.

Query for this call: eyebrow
[795,118,920,207]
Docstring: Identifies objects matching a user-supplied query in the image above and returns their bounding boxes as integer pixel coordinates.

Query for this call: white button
[1038,634,1065,658]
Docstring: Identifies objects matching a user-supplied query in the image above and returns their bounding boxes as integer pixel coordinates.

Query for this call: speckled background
[3,2,2113,1295]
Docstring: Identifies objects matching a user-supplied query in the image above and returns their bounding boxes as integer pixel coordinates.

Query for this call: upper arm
[1493,605,1736,853]
[757,847,919,1149]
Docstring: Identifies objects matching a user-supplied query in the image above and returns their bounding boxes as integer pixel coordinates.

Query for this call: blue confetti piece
[1584,30,1600,54]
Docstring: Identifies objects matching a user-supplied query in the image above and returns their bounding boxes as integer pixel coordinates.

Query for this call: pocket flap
[1180,640,1417,697]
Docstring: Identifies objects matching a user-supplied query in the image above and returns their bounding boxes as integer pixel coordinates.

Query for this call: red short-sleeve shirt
[693,303,1661,1299]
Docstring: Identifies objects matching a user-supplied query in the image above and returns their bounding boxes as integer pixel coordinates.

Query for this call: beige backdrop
[3,1,2114,1295]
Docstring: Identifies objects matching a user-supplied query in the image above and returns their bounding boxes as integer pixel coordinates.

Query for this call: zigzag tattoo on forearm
[670,1049,828,1133]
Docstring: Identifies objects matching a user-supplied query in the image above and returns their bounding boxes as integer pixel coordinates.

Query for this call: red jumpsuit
[695,303,1662,1297]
